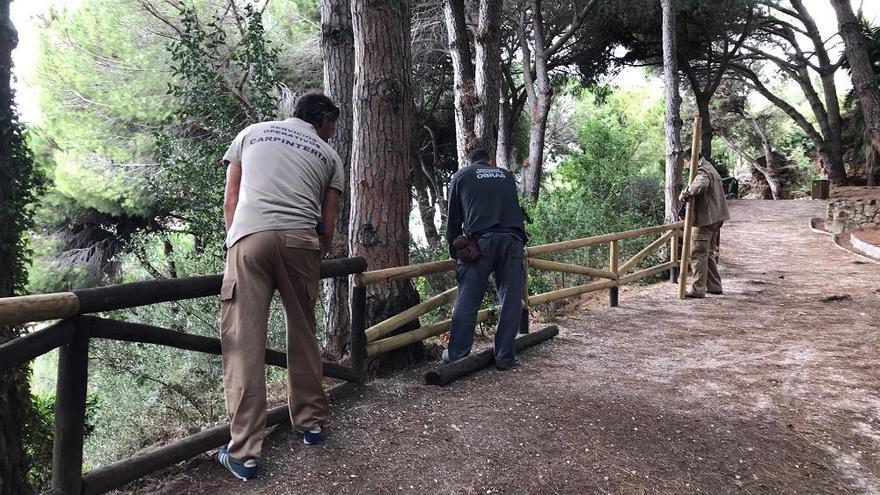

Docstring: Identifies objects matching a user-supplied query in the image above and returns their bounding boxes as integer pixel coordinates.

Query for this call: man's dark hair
[294,93,340,127]
[467,147,491,165]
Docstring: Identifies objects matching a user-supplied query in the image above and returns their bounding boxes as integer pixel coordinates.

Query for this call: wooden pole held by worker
[678,116,703,299]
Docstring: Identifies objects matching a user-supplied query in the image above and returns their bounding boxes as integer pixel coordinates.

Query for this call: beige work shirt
[222,118,344,248]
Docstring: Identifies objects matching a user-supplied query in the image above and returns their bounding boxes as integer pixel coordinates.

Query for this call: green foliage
[525,86,666,301]
[23,391,98,491]
[3,122,46,295]
[154,4,280,251]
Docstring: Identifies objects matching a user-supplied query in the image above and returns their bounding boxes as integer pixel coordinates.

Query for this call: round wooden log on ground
[423,325,559,386]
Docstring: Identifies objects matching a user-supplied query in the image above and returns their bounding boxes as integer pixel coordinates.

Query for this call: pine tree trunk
[0,0,33,491]
[444,0,477,167]
[496,80,512,170]
[661,0,683,224]
[412,157,441,248]
[320,0,355,359]
[520,103,550,200]
[831,0,880,186]
[350,0,422,372]
[473,0,502,160]
[517,0,552,201]
[696,94,713,161]
[745,116,782,200]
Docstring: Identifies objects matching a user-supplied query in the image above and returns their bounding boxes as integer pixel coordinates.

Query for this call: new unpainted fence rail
[353,221,684,382]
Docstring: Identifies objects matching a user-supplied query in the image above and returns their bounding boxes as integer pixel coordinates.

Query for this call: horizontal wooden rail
[527,258,617,280]
[0,257,367,327]
[366,308,494,357]
[527,279,618,306]
[86,316,358,382]
[356,258,455,287]
[0,320,74,370]
[80,382,362,495]
[618,231,674,275]
[525,222,683,257]
[365,287,458,342]
[619,261,676,285]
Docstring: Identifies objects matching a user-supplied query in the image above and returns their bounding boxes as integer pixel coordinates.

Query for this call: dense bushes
[525,87,666,301]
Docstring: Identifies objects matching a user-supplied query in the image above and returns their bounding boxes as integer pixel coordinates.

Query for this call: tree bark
[661,0,683,223]
[831,0,880,186]
[518,2,552,201]
[743,116,782,200]
[412,155,441,248]
[695,94,714,161]
[496,78,512,170]
[443,0,477,167]
[320,0,355,359]
[0,0,33,491]
[350,0,422,372]
[473,0,502,160]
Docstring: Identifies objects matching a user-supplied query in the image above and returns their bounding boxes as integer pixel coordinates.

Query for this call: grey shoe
[442,348,451,363]
[442,348,468,364]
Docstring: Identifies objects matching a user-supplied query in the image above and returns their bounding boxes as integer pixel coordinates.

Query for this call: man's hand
[678,190,691,203]
[320,234,331,258]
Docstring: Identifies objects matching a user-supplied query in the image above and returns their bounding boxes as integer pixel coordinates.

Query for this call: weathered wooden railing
[0,257,366,495]
[355,221,684,362]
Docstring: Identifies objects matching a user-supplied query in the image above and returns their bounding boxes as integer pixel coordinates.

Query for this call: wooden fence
[0,257,366,495]
[0,220,683,494]
[357,221,684,359]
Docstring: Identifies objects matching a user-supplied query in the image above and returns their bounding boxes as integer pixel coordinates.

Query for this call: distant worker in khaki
[679,149,730,299]
[214,93,344,481]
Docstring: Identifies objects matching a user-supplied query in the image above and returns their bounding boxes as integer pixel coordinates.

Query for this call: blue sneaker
[302,426,326,445]
[213,447,259,481]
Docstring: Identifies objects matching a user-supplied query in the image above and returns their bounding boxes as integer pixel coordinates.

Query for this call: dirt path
[132,200,880,495]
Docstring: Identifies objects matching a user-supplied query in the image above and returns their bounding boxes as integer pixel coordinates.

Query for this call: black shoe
[708,290,723,295]
[685,291,705,299]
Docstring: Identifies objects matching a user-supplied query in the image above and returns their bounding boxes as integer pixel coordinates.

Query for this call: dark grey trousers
[448,232,525,368]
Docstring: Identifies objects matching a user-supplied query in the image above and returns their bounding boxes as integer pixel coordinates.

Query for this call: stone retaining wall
[826,198,880,234]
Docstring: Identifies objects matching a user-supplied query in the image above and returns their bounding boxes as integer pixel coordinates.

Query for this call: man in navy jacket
[445,147,527,369]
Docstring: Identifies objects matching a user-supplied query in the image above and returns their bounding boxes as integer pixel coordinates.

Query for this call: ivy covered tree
[0,0,46,491]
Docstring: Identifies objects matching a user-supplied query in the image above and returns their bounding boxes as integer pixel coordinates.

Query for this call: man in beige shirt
[214,93,344,480]
[679,150,731,299]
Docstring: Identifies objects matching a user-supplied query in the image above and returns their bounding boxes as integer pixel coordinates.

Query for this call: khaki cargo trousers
[220,229,329,461]
[689,221,724,296]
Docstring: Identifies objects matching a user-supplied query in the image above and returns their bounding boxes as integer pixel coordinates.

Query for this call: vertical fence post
[609,241,619,307]
[52,317,90,495]
[669,229,680,282]
[350,284,367,382]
